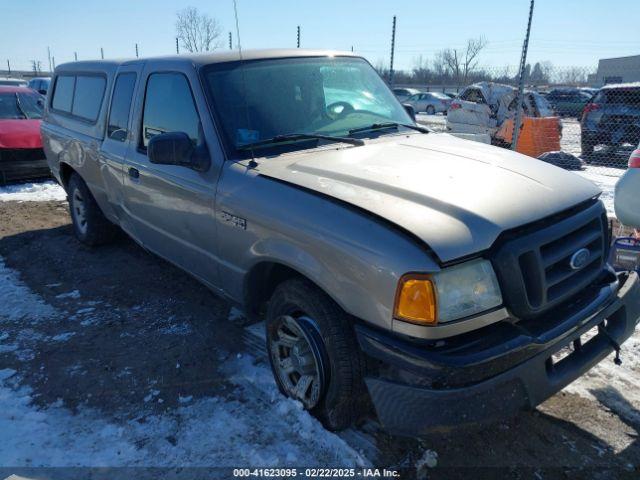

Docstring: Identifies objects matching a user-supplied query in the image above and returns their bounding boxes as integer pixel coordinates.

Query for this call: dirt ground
[1,199,639,479]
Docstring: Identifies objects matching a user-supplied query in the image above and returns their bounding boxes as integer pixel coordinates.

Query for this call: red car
[0,86,49,184]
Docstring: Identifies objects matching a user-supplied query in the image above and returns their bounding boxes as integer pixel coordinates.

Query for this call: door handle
[128,167,140,179]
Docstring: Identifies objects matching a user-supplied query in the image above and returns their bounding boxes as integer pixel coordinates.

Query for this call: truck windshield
[202,56,413,156]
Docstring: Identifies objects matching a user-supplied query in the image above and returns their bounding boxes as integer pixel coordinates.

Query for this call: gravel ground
[0,188,638,479]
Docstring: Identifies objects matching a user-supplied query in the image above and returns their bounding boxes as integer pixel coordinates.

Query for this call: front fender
[216,163,439,331]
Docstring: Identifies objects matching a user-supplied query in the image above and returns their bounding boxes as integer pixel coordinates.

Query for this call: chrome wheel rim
[72,188,88,235]
[269,315,325,409]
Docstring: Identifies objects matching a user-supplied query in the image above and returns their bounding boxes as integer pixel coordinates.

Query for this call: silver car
[406,91,451,114]
[392,87,420,103]
[41,50,640,436]
[615,142,640,228]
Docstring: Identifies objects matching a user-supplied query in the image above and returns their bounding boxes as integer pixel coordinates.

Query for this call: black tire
[67,173,117,246]
[266,278,366,431]
[426,105,436,115]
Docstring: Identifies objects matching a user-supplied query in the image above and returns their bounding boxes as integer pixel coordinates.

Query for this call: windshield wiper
[349,122,429,136]
[14,93,28,120]
[237,133,364,151]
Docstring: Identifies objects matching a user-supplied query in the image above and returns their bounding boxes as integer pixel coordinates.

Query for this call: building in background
[589,55,640,86]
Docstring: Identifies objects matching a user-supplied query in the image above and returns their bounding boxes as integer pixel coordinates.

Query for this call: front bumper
[356,271,640,436]
[0,148,50,185]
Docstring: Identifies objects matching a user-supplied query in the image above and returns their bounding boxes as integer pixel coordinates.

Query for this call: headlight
[394,259,502,326]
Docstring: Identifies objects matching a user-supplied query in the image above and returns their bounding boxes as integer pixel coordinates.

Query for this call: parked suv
[545,88,592,118]
[41,51,640,436]
[581,83,640,158]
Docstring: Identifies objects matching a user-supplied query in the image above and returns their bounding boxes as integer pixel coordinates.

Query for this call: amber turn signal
[394,274,437,325]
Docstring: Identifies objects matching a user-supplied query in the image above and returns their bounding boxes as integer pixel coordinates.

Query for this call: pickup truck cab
[41,50,640,436]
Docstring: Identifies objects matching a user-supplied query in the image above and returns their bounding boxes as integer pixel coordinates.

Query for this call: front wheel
[266,278,366,431]
[426,105,436,115]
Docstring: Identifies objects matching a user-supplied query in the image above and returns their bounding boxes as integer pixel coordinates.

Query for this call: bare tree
[30,60,42,74]
[559,67,589,86]
[438,37,487,85]
[176,7,223,53]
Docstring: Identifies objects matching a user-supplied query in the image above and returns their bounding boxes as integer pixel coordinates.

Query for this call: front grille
[492,201,607,319]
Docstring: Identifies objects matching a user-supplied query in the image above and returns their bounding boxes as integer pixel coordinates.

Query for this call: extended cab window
[51,74,106,122]
[72,76,106,121]
[107,73,137,142]
[141,73,199,148]
[52,75,75,112]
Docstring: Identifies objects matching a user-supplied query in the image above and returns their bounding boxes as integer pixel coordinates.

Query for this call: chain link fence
[388,65,639,217]
[391,66,638,168]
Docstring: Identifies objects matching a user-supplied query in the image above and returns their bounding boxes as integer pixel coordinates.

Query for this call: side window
[72,76,106,121]
[52,75,75,112]
[107,73,137,142]
[141,73,200,148]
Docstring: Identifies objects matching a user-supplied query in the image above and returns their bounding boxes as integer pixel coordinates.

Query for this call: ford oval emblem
[569,248,591,270]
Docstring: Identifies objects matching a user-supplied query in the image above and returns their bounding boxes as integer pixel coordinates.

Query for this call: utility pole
[100,47,104,59]
[52,57,56,69]
[297,25,300,48]
[6,59,10,75]
[229,32,232,50]
[512,0,535,152]
[176,37,179,54]
[47,47,52,73]
[74,52,78,61]
[389,15,397,86]
[135,43,139,58]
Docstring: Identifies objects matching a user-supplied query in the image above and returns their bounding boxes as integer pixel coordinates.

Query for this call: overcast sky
[2,0,639,72]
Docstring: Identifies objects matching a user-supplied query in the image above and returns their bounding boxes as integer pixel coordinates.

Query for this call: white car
[446,82,554,136]
[405,92,451,115]
[615,142,640,228]
[0,77,27,87]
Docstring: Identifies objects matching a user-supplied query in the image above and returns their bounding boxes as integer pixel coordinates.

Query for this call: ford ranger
[41,50,640,436]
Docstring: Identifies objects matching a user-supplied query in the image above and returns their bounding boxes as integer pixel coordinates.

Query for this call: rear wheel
[426,105,436,115]
[266,278,366,431]
[67,173,117,246]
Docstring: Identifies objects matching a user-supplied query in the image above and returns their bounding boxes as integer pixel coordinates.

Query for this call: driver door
[122,65,221,288]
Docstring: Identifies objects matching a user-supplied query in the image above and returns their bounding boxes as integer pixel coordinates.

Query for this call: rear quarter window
[52,75,75,112]
[51,74,106,122]
[72,76,106,121]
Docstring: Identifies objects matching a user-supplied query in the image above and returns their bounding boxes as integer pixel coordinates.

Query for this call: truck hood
[255,133,601,262]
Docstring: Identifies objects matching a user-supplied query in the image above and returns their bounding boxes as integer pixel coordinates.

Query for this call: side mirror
[38,89,47,95]
[403,103,416,122]
[148,131,196,168]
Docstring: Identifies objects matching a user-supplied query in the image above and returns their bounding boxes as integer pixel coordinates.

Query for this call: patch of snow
[574,168,621,217]
[415,449,438,473]
[0,357,367,467]
[0,181,66,202]
[563,327,640,425]
[50,332,75,342]
[158,322,192,336]
[0,258,56,322]
[55,290,80,300]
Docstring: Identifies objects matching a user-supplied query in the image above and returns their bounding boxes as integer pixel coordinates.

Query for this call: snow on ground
[574,168,620,217]
[0,358,367,467]
[564,327,640,427]
[0,256,367,468]
[0,181,66,202]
